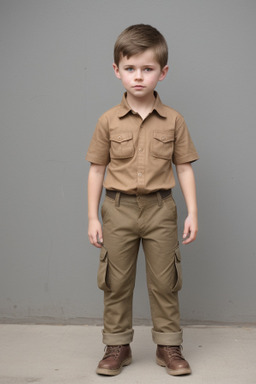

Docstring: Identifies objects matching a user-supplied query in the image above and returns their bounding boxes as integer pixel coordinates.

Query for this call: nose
[135,69,143,81]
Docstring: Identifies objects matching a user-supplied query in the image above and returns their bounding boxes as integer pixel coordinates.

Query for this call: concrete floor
[0,325,255,384]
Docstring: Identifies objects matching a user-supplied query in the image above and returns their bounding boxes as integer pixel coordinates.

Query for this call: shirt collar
[117,91,167,118]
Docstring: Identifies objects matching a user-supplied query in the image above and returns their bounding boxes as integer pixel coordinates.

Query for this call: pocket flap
[172,246,182,292]
[110,132,133,143]
[100,246,108,262]
[153,130,174,143]
[97,247,110,291]
[175,247,181,262]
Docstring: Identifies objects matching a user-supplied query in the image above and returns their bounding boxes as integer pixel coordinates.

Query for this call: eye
[125,67,134,72]
[144,68,153,72]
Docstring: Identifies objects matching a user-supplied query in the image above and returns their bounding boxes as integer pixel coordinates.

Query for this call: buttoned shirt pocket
[151,130,175,160]
[110,132,134,159]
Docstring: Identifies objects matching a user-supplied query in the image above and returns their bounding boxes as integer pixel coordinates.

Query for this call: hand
[88,218,103,248]
[182,213,198,245]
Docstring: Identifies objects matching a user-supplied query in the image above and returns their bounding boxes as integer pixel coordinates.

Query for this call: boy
[86,24,199,376]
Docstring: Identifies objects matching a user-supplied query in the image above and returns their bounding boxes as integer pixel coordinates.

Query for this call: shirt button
[138,148,143,152]
[118,135,122,140]
[138,172,142,177]
[161,136,166,141]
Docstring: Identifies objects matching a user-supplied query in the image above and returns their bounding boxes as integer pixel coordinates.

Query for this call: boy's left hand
[182,213,198,244]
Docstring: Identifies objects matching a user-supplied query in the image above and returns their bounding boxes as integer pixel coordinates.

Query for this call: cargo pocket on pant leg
[97,246,110,291]
[172,247,183,292]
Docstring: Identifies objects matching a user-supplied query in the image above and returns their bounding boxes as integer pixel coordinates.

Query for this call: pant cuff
[152,328,183,346]
[102,329,134,345]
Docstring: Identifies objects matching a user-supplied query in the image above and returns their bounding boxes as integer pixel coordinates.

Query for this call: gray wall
[1,0,256,325]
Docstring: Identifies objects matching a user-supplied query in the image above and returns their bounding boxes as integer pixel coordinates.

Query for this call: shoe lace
[165,346,185,361]
[103,345,122,360]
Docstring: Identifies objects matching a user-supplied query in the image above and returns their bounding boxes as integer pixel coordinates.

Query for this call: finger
[182,232,191,244]
[94,242,103,248]
[89,232,102,248]
[92,238,103,248]
[93,232,103,248]
[97,230,103,245]
[183,222,190,240]
[182,229,197,244]
[182,236,192,245]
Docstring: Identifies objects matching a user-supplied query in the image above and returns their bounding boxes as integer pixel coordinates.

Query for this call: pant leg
[141,193,183,346]
[100,194,140,345]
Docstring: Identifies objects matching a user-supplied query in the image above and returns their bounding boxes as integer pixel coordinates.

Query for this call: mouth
[133,85,144,89]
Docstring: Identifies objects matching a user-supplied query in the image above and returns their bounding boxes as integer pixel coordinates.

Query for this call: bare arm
[88,163,106,248]
[175,163,198,245]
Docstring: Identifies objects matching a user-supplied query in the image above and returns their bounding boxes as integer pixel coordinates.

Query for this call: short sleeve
[85,115,110,165]
[172,116,199,165]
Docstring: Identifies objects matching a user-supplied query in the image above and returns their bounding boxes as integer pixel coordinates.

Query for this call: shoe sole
[96,357,132,376]
[156,357,192,376]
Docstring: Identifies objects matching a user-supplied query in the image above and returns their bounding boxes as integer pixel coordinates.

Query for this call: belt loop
[156,192,162,207]
[115,192,121,207]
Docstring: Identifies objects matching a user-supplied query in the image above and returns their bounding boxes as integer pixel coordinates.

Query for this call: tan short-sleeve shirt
[86,92,199,194]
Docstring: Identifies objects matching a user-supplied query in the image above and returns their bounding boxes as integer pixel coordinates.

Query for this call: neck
[126,92,155,118]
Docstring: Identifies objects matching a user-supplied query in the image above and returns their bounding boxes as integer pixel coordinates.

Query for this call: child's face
[113,49,168,99]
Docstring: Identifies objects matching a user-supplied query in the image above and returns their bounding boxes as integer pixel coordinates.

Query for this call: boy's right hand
[88,218,103,248]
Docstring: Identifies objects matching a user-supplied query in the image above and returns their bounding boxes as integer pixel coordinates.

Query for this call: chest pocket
[151,130,175,160]
[110,132,134,159]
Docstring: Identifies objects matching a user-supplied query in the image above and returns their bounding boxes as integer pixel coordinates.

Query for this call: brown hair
[114,24,168,69]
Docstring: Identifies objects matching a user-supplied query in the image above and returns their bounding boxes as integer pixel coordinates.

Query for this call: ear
[113,63,121,79]
[158,65,169,81]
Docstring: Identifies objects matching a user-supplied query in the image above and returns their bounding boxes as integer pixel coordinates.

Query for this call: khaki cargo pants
[97,191,183,346]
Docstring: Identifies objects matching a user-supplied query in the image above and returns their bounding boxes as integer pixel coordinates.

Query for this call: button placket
[137,123,145,187]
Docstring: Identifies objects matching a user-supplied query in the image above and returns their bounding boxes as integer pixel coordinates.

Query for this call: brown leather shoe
[156,345,191,376]
[96,344,132,376]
